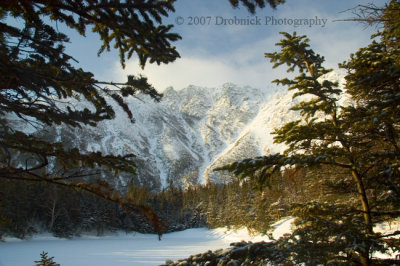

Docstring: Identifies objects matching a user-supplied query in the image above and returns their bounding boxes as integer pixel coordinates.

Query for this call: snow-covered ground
[0,218,294,266]
[1,217,398,265]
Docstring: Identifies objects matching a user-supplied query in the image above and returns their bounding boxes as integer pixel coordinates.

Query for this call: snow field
[1,217,398,265]
[0,218,295,266]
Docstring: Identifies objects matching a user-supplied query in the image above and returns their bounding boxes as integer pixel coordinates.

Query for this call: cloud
[111,2,375,93]
[112,41,279,92]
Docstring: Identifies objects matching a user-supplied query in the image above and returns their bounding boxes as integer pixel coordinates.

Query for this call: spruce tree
[217,1,400,264]
[0,0,181,235]
[34,251,60,266]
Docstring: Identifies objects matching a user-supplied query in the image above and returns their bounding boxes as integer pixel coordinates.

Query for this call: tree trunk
[351,170,373,266]
[48,198,57,231]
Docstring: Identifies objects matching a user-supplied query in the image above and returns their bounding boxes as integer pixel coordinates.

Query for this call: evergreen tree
[34,251,60,266]
[217,1,400,264]
[0,0,181,235]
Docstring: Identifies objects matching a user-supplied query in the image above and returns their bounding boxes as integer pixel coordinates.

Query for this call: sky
[63,0,385,92]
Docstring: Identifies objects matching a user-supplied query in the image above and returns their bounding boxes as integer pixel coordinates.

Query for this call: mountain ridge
[18,70,346,191]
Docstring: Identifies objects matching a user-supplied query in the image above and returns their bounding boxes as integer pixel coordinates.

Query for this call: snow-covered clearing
[1,217,398,265]
[0,218,294,266]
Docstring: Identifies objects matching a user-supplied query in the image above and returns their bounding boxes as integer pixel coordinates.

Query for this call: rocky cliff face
[24,71,346,191]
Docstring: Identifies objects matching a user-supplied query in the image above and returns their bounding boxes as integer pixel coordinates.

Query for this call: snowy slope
[204,70,347,182]
[28,70,346,190]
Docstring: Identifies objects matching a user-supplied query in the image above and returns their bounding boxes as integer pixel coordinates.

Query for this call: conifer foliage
[0,0,184,236]
[34,251,60,266]
[217,1,400,264]
[228,0,284,13]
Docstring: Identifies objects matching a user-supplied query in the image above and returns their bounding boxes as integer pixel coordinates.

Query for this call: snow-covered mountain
[28,70,346,191]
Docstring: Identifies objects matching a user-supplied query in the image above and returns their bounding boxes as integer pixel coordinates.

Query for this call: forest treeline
[1,164,366,239]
